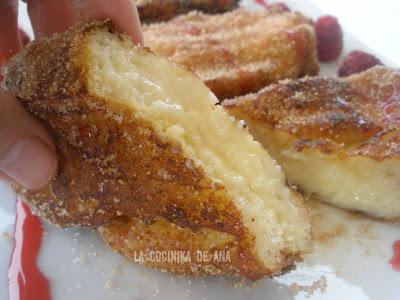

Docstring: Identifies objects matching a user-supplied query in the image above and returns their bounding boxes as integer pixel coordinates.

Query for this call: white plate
[1,1,400,299]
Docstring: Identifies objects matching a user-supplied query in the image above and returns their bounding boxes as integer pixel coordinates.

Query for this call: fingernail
[0,138,57,190]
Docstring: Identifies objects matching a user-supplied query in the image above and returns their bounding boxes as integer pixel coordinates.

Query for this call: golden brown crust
[99,217,269,280]
[5,20,300,280]
[5,19,245,231]
[143,9,319,100]
[223,67,400,161]
[136,0,239,23]
[100,185,309,280]
[15,94,245,231]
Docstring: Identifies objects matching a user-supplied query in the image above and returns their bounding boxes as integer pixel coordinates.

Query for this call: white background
[310,0,400,66]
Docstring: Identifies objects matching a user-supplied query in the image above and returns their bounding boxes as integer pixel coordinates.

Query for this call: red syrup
[8,200,51,300]
[389,240,400,271]
[255,0,269,8]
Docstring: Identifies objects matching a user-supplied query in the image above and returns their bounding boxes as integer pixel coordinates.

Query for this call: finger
[26,0,74,38]
[0,171,19,187]
[72,0,143,45]
[0,0,21,60]
[18,28,31,47]
[0,89,57,190]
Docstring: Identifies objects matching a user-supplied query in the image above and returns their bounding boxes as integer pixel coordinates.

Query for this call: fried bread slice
[5,21,311,279]
[143,9,319,100]
[224,67,400,221]
[137,0,239,23]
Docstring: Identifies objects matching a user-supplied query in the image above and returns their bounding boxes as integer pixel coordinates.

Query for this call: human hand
[0,0,143,189]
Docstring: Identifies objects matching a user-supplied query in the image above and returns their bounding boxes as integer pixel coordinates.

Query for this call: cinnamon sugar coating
[224,67,400,161]
[137,0,239,23]
[143,9,319,100]
[5,21,307,280]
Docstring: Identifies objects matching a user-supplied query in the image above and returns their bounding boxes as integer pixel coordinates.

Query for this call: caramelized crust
[136,0,239,23]
[100,217,271,279]
[5,21,254,274]
[143,9,319,100]
[224,67,400,220]
[224,67,400,161]
[5,21,307,280]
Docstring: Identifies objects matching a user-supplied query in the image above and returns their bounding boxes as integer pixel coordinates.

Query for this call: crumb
[111,263,122,276]
[232,277,247,288]
[308,203,347,246]
[362,247,371,256]
[105,280,115,289]
[185,158,193,170]
[152,287,160,296]
[289,276,327,297]
[250,280,261,288]
[312,223,346,245]
[355,223,378,240]
[72,255,87,264]
[2,232,12,239]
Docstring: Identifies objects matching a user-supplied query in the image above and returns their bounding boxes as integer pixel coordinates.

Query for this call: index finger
[26,0,143,45]
[0,0,21,61]
[26,0,74,38]
[72,0,143,45]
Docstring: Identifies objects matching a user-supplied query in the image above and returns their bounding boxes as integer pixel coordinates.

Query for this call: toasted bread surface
[5,21,311,279]
[137,0,239,23]
[143,9,319,100]
[224,67,400,220]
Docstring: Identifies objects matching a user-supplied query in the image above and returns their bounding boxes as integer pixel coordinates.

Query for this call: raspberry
[315,15,343,62]
[18,28,30,47]
[338,50,382,77]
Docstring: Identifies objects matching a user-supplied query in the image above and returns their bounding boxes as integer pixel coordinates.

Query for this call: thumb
[0,88,57,190]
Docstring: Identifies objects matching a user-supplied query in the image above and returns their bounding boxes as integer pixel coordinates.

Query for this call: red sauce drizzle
[389,240,400,271]
[8,200,51,300]
[255,0,269,8]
